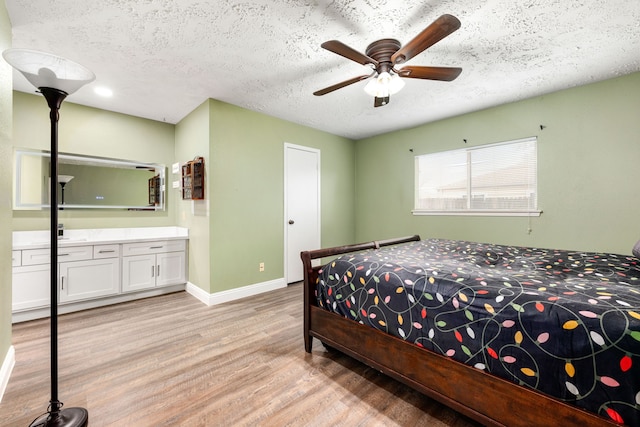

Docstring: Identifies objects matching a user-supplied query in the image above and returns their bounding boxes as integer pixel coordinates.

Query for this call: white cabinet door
[12,264,50,311]
[59,258,120,303]
[122,254,156,292]
[122,252,186,291]
[156,251,186,287]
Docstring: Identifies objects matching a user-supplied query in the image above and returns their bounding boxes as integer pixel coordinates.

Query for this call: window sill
[412,209,543,217]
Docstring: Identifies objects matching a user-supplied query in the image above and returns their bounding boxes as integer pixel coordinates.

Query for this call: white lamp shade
[364,72,405,98]
[58,175,74,184]
[2,49,95,94]
[388,73,405,95]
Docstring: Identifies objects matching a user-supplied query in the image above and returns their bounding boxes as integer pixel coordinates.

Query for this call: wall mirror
[14,148,165,210]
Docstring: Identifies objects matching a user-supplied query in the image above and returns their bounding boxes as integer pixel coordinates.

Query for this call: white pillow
[633,239,640,258]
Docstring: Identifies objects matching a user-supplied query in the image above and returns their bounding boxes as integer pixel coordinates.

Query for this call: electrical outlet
[259,262,265,272]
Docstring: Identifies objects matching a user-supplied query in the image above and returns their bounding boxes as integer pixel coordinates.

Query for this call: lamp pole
[2,49,94,427]
[42,87,81,426]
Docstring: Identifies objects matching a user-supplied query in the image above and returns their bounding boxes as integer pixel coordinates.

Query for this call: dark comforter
[316,239,640,425]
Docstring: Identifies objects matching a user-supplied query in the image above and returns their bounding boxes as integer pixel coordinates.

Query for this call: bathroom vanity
[11,226,188,323]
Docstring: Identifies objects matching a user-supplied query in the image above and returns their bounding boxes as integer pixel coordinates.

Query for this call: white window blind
[414,137,540,216]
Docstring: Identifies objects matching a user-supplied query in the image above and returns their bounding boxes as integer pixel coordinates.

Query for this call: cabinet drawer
[121,240,186,256]
[93,244,120,259]
[21,248,51,266]
[12,251,21,267]
[58,246,94,262]
[22,245,94,265]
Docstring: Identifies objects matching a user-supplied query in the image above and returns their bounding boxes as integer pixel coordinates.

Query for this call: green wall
[176,97,359,295]
[355,72,640,255]
[12,91,177,230]
[204,99,356,293]
[174,100,211,294]
[0,1,13,370]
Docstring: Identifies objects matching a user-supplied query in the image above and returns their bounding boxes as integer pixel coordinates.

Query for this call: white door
[284,143,320,283]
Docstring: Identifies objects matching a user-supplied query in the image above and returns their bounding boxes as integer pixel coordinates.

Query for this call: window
[414,137,540,216]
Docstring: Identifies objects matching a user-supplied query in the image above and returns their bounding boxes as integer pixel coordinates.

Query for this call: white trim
[0,346,15,403]
[185,281,211,305]
[412,209,543,217]
[186,278,287,306]
[283,143,321,284]
[12,284,186,323]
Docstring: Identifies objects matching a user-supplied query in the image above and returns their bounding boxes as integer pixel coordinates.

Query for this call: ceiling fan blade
[374,96,390,107]
[321,40,379,66]
[397,66,462,81]
[313,74,373,96]
[391,14,461,64]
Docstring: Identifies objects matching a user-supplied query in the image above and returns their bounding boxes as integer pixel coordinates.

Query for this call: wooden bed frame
[301,236,618,427]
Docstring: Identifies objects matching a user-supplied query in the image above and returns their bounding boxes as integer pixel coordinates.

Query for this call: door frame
[283,142,321,284]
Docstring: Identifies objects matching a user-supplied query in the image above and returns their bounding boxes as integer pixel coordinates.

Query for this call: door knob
[288,220,295,225]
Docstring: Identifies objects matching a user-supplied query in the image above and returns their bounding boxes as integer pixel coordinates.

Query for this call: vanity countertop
[13,226,188,250]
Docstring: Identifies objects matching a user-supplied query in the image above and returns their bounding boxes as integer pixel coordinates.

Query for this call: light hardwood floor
[1,283,481,427]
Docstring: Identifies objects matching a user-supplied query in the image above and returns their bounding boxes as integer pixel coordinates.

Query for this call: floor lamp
[58,175,74,209]
[2,49,95,427]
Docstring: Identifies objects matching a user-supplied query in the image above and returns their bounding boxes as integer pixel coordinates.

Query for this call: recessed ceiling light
[94,86,113,97]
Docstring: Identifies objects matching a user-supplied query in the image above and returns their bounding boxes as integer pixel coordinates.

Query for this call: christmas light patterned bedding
[316,238,640,425]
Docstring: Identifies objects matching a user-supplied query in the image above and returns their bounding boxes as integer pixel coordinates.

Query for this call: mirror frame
[14,148,166,211]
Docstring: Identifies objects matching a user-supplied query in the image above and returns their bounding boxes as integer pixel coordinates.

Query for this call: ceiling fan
[313,14,462,107]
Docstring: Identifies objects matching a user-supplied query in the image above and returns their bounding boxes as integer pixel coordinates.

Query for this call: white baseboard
[186,277,286,306]
[13,284,186,324]
[0,346,15,403]
[185,281,212,305]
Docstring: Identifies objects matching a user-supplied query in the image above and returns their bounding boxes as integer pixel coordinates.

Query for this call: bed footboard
[301,235,420,353]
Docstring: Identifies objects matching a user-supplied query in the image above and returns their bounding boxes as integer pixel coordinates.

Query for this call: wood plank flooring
[1,283,481,427]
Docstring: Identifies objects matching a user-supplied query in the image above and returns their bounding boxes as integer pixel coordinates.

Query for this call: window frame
[413,137,542,217]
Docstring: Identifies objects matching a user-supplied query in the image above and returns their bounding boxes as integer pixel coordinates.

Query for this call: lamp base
[29,408,88,427]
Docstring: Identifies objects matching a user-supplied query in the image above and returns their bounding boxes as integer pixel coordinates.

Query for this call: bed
[302,235,640,426]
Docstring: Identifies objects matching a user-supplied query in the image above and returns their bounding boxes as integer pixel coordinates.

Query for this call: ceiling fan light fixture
[364,71,405,98]
[314,14,461,102]
[388,73,405,94]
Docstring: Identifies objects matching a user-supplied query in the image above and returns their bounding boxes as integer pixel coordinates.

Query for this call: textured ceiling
[4,0,640,140]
